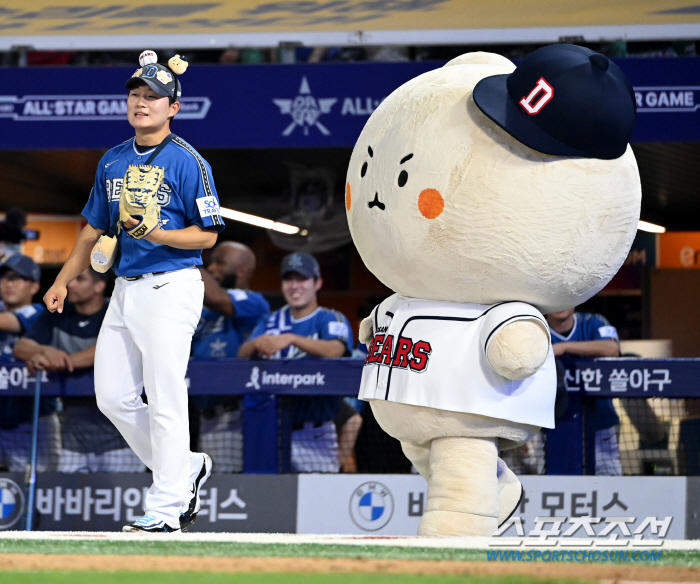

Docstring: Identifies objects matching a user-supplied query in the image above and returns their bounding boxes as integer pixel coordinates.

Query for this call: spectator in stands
[545,308,622,475]
[192,241,270,472]
[14,268,144,473]
[238,252,355,472]
[0,254,58,472]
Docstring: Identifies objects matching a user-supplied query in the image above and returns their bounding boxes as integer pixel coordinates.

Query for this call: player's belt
[123,271,167,281]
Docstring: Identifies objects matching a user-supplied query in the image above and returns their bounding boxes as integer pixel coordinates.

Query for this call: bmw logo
[0,479,24,530]
[349,481,394,531]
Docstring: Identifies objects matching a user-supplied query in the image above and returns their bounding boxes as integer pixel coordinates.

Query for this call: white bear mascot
[346,44,641,536]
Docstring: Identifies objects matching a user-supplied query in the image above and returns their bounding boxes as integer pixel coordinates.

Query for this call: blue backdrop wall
[0,58,698,150]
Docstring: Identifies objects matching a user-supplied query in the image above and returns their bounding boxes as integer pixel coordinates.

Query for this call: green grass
[0,573,593,584]
[0,539,699,567]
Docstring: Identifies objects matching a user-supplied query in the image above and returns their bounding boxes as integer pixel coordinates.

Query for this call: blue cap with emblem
[0,254,40,282]
[281,252,321,280]
[125,51,188,104]
[473,44,636,160]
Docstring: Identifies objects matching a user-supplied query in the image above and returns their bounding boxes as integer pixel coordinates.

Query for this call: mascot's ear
[444,52,515,71]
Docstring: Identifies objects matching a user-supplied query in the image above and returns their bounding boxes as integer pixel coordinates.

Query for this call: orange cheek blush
[346,182,351,211]
[418,188,444,219]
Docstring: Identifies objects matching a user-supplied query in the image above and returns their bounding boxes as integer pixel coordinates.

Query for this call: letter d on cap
[520,78,554,115]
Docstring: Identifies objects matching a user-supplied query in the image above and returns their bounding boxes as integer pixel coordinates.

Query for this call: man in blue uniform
[0,255,56,472]
[42,51,224,532]
[238,252,353,472]
[192,241,269,471]
[546,308,622,475]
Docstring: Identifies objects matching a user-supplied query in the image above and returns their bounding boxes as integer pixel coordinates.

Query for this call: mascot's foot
[418,509,497,537]
[497,458,523,526]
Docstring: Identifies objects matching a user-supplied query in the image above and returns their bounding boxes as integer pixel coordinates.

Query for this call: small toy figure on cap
[168,55,188,75]
[139,50,158,67]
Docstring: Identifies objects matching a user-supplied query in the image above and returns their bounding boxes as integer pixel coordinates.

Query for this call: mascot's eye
[398,170,408,187]
[361,162,368,178]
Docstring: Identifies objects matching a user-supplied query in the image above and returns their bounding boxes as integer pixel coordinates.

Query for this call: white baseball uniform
[83,135,224,528]
[359,294,557,429]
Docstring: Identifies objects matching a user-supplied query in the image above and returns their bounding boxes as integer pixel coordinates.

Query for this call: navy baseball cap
[0,254,40,282]
[126,63,181,103]
[473,44,636,160]
[281,253,321,279]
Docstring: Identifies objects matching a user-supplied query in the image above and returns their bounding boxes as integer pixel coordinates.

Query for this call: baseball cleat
[123,514,179,533]
[180,452,213,532]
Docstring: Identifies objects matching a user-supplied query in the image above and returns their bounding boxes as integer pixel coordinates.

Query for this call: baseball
[139,50,158,67]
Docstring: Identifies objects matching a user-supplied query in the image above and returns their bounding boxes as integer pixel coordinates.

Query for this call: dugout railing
[1,357,699,476]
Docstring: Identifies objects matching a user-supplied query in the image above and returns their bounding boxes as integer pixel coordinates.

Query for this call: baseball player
[546,309,623,475]
[43,51,224,532]
[238,252,354,472]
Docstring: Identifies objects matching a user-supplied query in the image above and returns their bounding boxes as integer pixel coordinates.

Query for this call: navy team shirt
[192,289,270,359]
[249,305,354,424]
[82,136,225,278]
[550,312,620,430]
[0,301,52,429]
[0,302,45,359]
[249,305,353,359]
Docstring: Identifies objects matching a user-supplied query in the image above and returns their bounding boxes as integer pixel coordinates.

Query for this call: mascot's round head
[346,45,641,314]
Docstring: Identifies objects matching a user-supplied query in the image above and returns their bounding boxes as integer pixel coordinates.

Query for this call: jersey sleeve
[24,309,54,345]
[228,290,270,322]
[180,155,225,233]
[13,304,45,336]
[479,302,549,356]
[318,311,354,355]
[81,159,112,231]
[247,315,270,342]
[586,314,619,341]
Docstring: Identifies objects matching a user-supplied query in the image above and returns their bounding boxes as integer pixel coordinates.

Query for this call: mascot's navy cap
[473,44,636,160]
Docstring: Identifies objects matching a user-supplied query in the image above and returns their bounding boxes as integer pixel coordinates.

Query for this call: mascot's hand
[359,316,374,345]
[486,320,549,380]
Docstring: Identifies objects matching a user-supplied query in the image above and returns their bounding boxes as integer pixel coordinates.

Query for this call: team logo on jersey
[273,77,337,136]
[106,178,172,207]
[365,333,432,373]
[0,478,24,530]
[349,482,394,531]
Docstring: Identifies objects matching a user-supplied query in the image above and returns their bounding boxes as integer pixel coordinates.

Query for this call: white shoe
[179,453,212,531]
[123,514,179,533]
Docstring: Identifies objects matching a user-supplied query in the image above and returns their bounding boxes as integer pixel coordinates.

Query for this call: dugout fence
[1,358,699,476]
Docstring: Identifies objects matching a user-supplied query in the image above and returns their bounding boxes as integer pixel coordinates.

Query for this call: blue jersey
[249,304,353,425]
[192,289,270,359]
[0,302,51,430]
[82,136,225,277]
[550,312,620,430]
[249,305,353,359]
[550,313,619,344]
[0,302,45,360]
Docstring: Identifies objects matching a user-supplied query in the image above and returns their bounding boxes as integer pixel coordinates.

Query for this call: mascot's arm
[480,303,551,380]
[486,320,550,380]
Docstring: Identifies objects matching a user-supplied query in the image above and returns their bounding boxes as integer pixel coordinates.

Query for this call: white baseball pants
[94,266,203,527]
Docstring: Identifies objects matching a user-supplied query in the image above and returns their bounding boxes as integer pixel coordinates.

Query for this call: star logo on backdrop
[273,77,337,136]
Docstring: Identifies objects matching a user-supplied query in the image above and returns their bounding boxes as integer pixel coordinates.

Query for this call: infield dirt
[1,553,700,582]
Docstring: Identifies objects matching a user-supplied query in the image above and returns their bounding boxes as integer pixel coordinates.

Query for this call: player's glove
[119,164,164,239]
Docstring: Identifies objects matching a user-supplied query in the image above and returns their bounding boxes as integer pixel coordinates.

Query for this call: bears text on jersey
[365,333,432,373]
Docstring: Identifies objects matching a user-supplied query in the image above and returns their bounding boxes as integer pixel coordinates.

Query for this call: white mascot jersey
[359,295,556,428]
